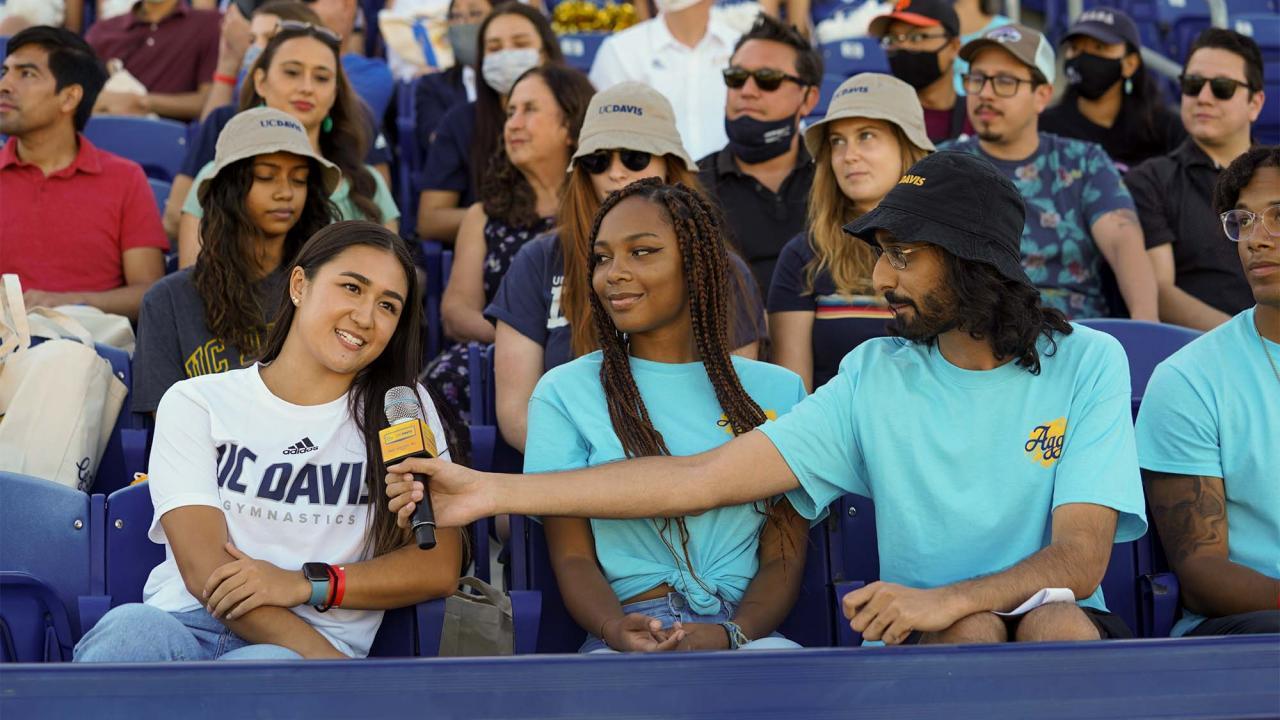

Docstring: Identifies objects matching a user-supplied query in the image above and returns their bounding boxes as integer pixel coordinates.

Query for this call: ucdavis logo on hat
[802,73,936,158]
[959,22,1057,84]
[198,106,341,203]
[570,81,697,172]
[843,151,1034,289]
[1063,7,1141,49]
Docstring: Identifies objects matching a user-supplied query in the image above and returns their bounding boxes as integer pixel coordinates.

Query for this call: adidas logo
[283,437,319,455]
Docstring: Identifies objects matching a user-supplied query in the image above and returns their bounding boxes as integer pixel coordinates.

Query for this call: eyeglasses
[276,20,342,46]
[871,244,928,270]
[577,149,653,175]
[1179,74,1252,100]
[1220,204,1280,242]
[879,31,950,49]
[722,66,807,91]
[962,72,1037,97]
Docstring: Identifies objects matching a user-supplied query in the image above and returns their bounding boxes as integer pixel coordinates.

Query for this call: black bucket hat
[844,151,1033,288]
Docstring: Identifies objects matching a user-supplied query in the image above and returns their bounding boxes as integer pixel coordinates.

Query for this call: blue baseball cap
[1063,8,1142,50]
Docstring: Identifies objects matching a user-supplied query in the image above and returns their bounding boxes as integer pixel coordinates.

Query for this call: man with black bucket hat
[388,151,1149,647]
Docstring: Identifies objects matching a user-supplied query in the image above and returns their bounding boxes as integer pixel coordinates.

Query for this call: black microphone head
[384,385,425,424]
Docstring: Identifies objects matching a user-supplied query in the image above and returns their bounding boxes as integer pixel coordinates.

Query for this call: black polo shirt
[1126,139,1252,315]
[698,145,815,293]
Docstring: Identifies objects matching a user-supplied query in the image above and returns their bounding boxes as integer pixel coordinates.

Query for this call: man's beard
[885,287,958,343]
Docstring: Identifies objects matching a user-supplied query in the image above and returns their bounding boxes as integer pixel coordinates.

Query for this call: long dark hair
[469,1,564,194]
[242,25,384,223]
[938,252,1073,374]
[193,155,336,354]
[480,65,594,228]
[258,222,468,558]
[586,179,791,588]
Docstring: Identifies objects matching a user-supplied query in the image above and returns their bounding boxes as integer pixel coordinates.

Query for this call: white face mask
[654,0,703,13]
[481,48,541,95]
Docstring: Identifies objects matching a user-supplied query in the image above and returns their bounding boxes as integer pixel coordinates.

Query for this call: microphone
[380,386,439,550]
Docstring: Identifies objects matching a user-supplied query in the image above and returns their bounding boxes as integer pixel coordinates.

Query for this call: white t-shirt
[588,15,740,161]
[143,365,451,658]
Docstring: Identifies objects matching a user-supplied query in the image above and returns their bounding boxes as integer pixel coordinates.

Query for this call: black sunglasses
[722,66,806,91]
[1179,74,1252,100]
[577,149,653,175]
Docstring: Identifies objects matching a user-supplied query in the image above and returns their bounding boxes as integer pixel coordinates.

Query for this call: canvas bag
[0,275,126,491]
[438,576,514,656]
[34,305,136,356]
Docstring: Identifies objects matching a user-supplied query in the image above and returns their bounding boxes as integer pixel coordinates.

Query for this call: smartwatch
[302,562,332,607]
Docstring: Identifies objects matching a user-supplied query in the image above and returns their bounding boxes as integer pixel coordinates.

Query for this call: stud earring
[292,296,300,306]
[1124,77,1133,95]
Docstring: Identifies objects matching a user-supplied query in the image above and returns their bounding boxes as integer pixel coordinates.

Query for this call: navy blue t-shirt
[421,100,477,206]
[766,233,893,389]
[486,232,768,372]
[414,70,468,167]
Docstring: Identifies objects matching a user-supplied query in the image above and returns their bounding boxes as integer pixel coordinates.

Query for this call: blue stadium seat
[395,79,424,240]
[829,494,876,646]
[558,33,608,74]
[83,116,188,182]
[1231,13,1280,145]
[1076,319,1201,415]
[0,473,106,662]
[148,178,171,213]
[420,240,451,361]
[818,38,889,80]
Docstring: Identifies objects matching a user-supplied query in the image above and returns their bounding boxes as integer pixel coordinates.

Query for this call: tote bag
[438,576,514,656]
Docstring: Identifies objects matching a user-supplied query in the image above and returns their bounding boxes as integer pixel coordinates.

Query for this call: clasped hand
[202,543,310,620]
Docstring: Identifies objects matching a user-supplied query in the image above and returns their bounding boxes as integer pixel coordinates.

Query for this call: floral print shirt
[944,133,1134,319]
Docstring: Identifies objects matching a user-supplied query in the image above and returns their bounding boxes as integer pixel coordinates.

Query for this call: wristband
[316,564,338,613]
[331,565,347,609]
[302,562,332,608]
[213,72,237,86]
[720,621,749,650]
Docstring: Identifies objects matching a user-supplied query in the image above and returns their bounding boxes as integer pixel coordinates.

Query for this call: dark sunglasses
[722,66,806,91]
[577,149,653,175]
[276,20,342,46]
[1179,74,1252,100]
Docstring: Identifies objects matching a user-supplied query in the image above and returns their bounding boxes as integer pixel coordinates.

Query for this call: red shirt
[86,2,220,94]
[923,105,975,144]
[0,136,169,293]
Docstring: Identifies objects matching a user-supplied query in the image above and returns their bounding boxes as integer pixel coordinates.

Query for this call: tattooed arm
[1143,471,1280,617]
[1092,208,1160,322]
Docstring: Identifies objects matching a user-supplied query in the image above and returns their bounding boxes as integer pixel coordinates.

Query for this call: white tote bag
[0,275,126,491]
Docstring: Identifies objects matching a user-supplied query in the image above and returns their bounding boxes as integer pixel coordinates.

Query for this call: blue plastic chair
[1076,319,1201,416]
[1232,13,1280,145]
[83,116,188,182]
[395,79,423,240]
[829,494,877,646]
[420,240,452,361]
[148,178,171,213]
[818,38,889,80]
[0,473,107,662]
[558,33,608,73]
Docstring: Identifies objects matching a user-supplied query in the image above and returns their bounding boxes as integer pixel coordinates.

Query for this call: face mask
[654,0,703,13]
[1064,53,1124,100]
[724,114,798,164]
[448,23,480,69]
[887,49,944,91]
[242,44,264,73]
[482,47,541,95]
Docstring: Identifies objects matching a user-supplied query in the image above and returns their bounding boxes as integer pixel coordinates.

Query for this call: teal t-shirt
[183,160,400,225]
[759,326,1148,612]
[1135,307,1280,636]
[523,351,808,614]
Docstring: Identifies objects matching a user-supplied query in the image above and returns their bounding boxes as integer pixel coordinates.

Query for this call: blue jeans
[579,592,802,653]
[74,603,304,662]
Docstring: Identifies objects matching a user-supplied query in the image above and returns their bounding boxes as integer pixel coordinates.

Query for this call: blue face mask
[724,114,798,164]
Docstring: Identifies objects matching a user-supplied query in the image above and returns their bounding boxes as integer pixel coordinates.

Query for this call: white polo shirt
[588,15,741,160]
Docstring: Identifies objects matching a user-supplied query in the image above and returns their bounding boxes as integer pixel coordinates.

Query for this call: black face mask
[1064,53,1124,100]
[888,49,945,91]
[724,114,798,164]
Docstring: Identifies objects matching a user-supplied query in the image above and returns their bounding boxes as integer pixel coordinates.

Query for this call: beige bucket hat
[802,73,936,158]
[570,81,698,173]
[197,106,342,203]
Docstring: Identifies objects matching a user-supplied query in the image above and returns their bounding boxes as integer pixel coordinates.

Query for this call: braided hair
[585,178,790,590]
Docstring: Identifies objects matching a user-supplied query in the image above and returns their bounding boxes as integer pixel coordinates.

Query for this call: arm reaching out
[386,429,801,527]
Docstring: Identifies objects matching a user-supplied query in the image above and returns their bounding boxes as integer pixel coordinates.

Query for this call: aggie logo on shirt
[1024,418,1066,467]
[718,409,780,435]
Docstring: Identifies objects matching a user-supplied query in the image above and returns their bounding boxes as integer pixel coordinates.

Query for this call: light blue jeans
[73,603,304,662]
[580,592,802,653]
